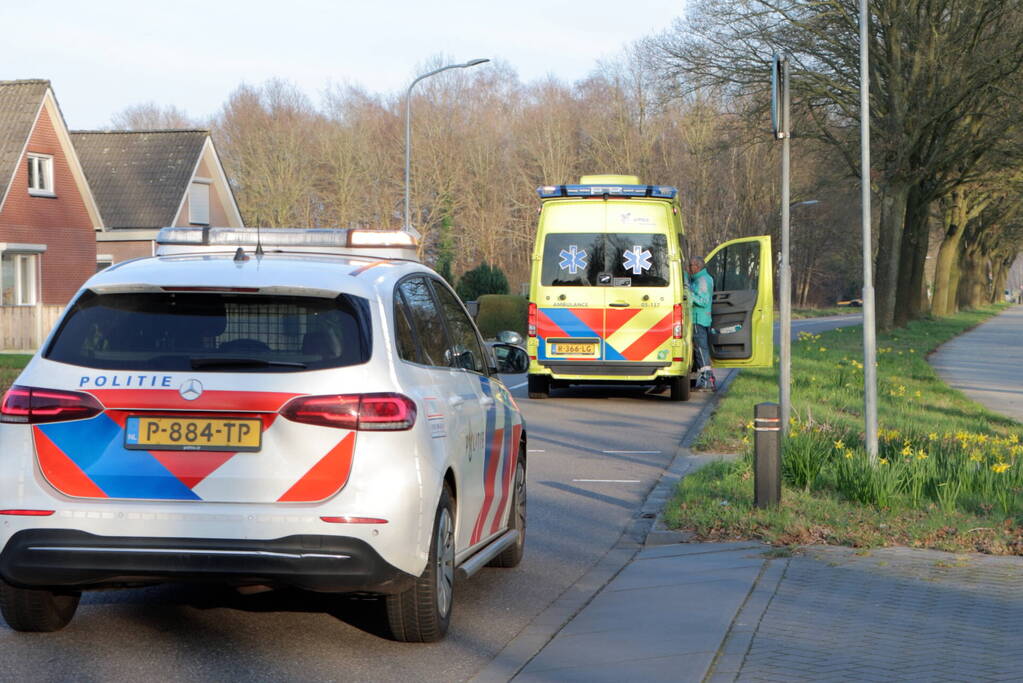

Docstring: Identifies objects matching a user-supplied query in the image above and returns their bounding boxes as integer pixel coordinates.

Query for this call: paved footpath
[929,304,1023,421]
[479,306,1023,682]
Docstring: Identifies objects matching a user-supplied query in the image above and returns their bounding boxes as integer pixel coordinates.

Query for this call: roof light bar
[154,227,420,261]
[536,184,678,200]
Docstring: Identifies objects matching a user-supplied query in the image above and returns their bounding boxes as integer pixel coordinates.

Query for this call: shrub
[456,263,509,301]
[475,295,528,339]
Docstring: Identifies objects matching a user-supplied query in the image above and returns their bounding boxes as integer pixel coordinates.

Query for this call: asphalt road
[776,313,863,344]
[1,315,862,682]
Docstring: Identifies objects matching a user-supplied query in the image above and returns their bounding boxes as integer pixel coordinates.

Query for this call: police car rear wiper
[190,357,308,369]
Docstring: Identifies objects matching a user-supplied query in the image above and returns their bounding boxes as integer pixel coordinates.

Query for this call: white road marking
[508,381,528,390]
[602,450,662,454]
[528,449,545,453]
[572,479,642,483]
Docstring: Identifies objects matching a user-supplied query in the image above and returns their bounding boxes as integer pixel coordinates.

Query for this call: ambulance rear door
[533,202,607,366]
[598,201,678,368]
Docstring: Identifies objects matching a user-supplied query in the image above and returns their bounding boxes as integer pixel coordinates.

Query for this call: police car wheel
[527,374,550,399]
[385,485,455,642]
[669,376,690,402]
[488,453,527,568]
[0,579,80,632]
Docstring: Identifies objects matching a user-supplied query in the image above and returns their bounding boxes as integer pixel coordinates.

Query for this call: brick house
[72,129,244,267]
[0,79,244,348]
[0,80,103,309]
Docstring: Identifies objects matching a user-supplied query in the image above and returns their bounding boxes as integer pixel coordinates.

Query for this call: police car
[0,227,528,642]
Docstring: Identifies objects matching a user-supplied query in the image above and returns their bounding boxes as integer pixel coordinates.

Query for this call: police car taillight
[528,303,537,337]
[0,385,104,424]
[673,304,684,339]
[280,393,417,431]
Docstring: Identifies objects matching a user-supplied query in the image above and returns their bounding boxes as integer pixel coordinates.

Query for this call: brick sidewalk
[712,546,1023,682]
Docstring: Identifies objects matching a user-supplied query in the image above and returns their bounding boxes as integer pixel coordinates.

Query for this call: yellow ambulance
[526,175,774,401]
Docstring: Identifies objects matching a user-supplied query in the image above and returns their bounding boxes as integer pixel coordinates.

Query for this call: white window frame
[1,253,39,306]
[27,153,55,197]
[96,254,114,273]
[189,179,212,225]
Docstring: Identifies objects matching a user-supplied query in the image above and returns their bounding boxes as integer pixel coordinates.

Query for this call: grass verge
[669,304,1023,554]
[0,354,31,394]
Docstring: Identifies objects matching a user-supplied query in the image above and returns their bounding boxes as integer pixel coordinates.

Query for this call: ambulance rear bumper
[538,360,671,377]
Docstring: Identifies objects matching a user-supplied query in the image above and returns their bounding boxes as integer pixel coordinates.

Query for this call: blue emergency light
[536,184,677,199]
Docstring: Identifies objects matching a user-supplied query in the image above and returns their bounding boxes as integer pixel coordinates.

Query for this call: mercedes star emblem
[179,379,203,401]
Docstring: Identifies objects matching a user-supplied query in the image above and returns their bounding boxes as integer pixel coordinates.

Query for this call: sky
[0,0,686,130]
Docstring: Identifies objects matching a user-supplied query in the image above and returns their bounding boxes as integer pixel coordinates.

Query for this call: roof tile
[0,80,50,202]
[71,130,208,228]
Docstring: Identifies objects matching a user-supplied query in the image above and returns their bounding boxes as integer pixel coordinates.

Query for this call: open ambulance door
[704,235,774,368]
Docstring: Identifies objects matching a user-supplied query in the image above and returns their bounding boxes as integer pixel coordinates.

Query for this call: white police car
[0,228,528,642]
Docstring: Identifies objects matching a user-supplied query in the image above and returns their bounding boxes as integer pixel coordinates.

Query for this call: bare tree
[109,102,199,130]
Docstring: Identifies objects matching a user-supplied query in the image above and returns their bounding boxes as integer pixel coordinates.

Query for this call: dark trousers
[693,324,713,380]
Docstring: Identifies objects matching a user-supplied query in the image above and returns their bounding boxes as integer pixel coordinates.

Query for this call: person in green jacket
[687,258,716,391]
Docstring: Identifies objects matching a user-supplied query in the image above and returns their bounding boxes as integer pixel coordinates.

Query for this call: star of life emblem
[179,379,203,401]
[623,245,653,275]
[559,245,588,275]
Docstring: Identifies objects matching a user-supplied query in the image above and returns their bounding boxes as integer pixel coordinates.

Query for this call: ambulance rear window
[541,233,670,287]
[540,234,604,286]
[45,291,371,372]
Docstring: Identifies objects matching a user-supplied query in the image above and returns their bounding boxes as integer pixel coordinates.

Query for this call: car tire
[527,374,550,399]
[488,451,526,568]
[0,579,80,632]
[668,375,690,402]
[385,485,455,643]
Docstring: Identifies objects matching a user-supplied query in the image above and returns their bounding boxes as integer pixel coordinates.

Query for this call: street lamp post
[404,58,490,234]
[859,0,879,462]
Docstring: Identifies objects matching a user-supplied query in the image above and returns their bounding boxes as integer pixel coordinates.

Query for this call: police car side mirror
[491,343,529,374]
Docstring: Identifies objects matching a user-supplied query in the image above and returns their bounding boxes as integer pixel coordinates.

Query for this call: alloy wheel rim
[515,464,526,534]
[436,508,454,618]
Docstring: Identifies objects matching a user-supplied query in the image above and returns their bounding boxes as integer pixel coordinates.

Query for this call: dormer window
[27,154,54,196]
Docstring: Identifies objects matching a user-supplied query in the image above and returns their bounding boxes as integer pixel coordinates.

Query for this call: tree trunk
[894,184,930,326]
[991,260,1009,304]
[957,246,987,310]
[875,180,910,331]
[931,192,969,317]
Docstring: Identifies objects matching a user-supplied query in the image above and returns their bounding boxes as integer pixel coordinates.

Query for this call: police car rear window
[541,233,670,287]
[45,291,371,372]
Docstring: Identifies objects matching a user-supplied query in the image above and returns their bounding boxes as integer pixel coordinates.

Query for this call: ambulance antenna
[255,225,264,256]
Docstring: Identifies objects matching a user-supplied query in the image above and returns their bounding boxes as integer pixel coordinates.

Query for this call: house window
[1,253,39,305]
[96,255,113,273]
[189,181,211,225]
[27,154,55,196]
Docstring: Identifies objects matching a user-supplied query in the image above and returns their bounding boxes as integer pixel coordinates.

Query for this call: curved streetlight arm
[404,59,490,233]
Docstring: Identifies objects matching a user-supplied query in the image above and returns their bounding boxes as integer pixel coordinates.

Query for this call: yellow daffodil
[991,462,1010,474]
[834,439,845,450]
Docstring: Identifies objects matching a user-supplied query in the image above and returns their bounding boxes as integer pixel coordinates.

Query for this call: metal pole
[779,56,792,436]
[754,402,782,508]
[404,59,489,232]
[859,0,879,461]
